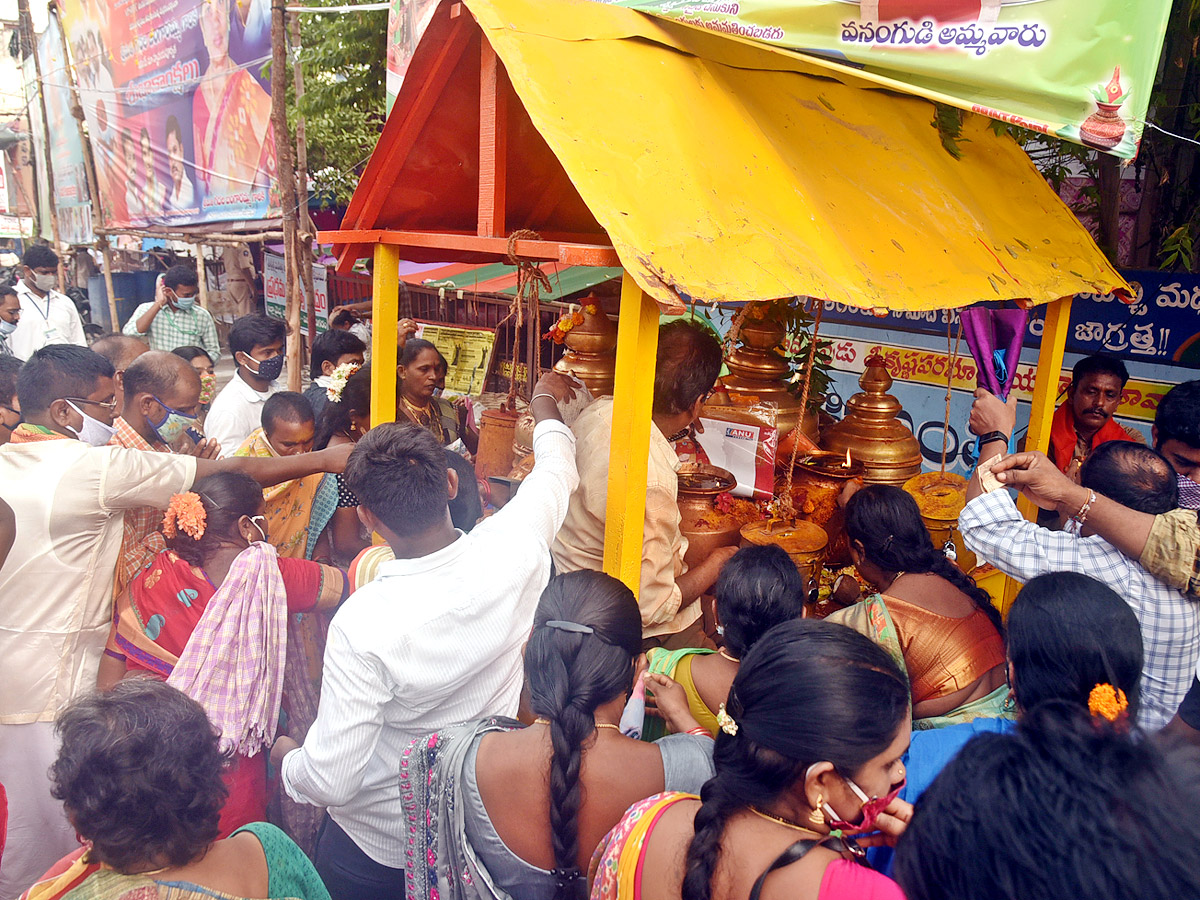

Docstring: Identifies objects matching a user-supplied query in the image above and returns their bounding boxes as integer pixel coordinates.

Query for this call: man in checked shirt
[963,389,1199,730]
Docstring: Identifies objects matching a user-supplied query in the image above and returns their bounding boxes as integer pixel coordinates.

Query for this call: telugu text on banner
[597,0,1171,159]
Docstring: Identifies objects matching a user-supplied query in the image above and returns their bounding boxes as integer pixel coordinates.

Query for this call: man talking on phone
[124,263,221,362]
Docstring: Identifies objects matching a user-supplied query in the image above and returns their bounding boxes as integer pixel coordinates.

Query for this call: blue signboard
[820,269,1200,369]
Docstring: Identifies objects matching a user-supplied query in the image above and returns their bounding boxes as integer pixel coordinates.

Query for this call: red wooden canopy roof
[325,1,620,273]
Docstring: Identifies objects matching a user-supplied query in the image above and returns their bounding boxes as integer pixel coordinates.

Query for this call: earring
[808,799,825,826]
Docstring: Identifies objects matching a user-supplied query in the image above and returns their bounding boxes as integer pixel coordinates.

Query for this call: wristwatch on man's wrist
[976,431,1010,446]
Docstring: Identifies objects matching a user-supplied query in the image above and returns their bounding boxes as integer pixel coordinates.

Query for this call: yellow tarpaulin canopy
[466,0,1126,314]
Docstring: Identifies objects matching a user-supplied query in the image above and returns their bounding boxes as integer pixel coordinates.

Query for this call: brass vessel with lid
[820,354,921,486]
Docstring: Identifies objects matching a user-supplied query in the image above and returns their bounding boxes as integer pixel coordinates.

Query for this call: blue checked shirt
[961,489,1200,730]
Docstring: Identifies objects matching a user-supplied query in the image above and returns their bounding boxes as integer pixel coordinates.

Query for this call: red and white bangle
[687,726,714,739]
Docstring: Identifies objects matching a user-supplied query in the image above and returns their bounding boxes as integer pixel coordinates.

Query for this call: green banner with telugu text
[597,0,1172,159]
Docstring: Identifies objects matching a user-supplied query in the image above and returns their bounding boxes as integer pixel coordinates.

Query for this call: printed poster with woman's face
[600,0,1172,160]
[60,0,279,229]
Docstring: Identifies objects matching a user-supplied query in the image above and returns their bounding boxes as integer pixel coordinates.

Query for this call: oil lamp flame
[844,449,852,469]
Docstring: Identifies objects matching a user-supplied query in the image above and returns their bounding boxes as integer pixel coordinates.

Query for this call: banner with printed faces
[60,0,279,230]
[597,0,1171,159]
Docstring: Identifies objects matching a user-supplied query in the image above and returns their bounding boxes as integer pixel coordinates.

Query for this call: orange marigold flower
[1088,683,1128,722]
[162,492,207,541]
[571,312,584,326]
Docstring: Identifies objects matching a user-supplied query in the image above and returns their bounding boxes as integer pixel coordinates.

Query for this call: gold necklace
[748,806,825,836]
[401,395,432,416]
[718,649,739,663]
[533,718,621,732]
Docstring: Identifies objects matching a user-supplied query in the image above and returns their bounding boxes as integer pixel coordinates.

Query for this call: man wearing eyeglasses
[0,345,356,900]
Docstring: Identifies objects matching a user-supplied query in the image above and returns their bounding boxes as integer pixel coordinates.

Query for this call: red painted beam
[478,42,508,238]
[320,229,622,267]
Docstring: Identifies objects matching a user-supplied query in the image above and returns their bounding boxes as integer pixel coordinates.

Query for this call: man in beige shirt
[553,320,734,646]
[0,346,353,900]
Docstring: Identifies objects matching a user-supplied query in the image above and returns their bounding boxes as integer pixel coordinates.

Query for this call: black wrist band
[977,431,1010,446]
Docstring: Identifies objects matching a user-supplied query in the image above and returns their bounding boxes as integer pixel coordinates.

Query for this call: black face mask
[244,353,284,383]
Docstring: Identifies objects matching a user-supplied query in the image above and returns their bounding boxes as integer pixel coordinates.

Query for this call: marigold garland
[544,304,600,344]
[1087,683,1128,722]
[162,492,207,540]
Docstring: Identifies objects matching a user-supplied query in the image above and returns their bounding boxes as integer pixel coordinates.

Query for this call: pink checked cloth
[168,542,287,757]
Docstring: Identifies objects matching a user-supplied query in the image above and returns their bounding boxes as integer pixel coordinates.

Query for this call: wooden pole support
[370,242,401,427]
[602,271,660,596]
[999,294,1073,615]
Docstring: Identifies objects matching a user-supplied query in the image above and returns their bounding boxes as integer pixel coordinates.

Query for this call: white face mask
[0,319,15,335]
[65,400,118,447]
[31,272,56,292]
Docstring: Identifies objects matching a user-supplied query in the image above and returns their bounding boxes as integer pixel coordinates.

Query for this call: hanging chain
[941,314,963,476]
[778,299,825,521]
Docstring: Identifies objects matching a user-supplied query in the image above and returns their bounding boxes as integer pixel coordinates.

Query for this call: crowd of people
[1,246,1200,900]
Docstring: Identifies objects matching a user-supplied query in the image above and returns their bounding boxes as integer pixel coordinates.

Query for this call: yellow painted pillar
[603,272,660,596]
[370,243,400,427]
[999,294,1073,614]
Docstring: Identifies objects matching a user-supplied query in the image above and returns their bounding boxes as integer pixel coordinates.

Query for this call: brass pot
[563,306,618,355]
[738,318,786,351]
[677,464,741,569]
[554,350,615,397]
[740,519,828,598]
[820,355,921,486]
[726,347,790,381]
[903,472,977,572]
[476,408,520,480]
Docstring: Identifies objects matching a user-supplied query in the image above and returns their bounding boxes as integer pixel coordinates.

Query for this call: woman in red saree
[100,472,346,837]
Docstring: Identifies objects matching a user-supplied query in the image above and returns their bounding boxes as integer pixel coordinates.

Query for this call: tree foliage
[288,2,388,206]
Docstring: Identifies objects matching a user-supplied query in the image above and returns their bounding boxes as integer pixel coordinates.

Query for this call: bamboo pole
[93,227,285,246]
[193,243,210,311]
[290,13,317,348]
[270,0,302,391]
[51,2,119,330]
[18,0,65,290]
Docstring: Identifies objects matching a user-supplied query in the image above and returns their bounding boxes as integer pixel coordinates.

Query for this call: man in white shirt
[0,345,353,900]
[206,313,286,455]
[0,283,21,357]
[272,371,580,900]
[9,244,86,359]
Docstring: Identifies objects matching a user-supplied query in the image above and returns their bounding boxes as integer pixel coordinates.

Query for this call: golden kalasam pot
[677,464,742,569]
[903,471,977,573]
[740,518,829,599]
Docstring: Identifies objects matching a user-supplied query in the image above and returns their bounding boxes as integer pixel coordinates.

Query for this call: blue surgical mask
[173,293,196,311]
[0,319,15,335]
[149,395,199,445]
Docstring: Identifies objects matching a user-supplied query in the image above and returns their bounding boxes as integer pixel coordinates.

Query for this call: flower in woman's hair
[716,702,738,736]
[326,361,361,402]
[1088,683,1128,722]
[162,492,207,540]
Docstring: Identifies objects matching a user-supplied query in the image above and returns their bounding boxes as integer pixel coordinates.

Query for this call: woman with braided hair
[398,570,714,900]
[827,484,1008,728]
[592,619,911,900]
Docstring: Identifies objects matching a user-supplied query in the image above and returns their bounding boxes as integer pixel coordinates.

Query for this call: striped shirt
[280,419,578,867]
[123,301,221,362]
[961,489,1200,730]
